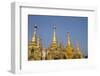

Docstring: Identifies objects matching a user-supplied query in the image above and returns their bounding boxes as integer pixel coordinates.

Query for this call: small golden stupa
[73,42,83,58]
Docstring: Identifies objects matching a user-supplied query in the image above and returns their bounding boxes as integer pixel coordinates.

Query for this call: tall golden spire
[32,25,37,42]
[66,32,71,47]
[65,32,73,59]
[51,26,57,48]
[31,25,38,47]
[52,26,57,42]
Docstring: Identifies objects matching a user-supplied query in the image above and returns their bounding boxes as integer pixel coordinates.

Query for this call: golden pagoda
[28,25,85,60]
[65,32,74,59]
[47,26,65,60]
[51,26,57,48]
[47,26,57,59]
[73,42,83,58]
[28,25,42,60]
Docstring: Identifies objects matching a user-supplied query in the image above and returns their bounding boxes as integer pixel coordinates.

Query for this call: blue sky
[28,15,88,56]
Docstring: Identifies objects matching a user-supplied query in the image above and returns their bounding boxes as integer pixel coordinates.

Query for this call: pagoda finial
[32,24,38,42]
[51,25,57,48]
[67,32,71,47]
[52,25,57,42]
[53,25,56,30]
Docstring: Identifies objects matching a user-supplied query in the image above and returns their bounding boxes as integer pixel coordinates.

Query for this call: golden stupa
[73,42,83,58]
[65,32,74,59]
[46,26,65,60]
[28,25,42,60]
